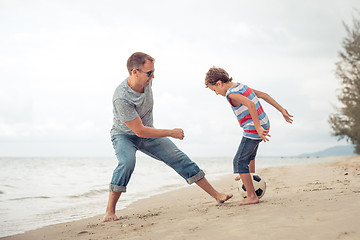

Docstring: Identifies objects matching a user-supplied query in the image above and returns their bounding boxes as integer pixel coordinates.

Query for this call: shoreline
[2,156,360,240]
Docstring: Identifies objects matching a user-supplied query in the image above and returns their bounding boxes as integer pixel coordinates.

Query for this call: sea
[0,155,341,238]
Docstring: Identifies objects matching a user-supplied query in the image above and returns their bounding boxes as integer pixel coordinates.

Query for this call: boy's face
[208,81,226,96]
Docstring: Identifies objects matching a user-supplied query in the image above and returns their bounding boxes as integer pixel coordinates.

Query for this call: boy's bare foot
[103,212,119,222]
[217,193,233,204]
[238,196,259,206]
[234,175,241,181]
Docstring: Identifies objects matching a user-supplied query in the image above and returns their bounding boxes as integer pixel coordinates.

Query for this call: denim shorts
[109,134,205,192]
[233,137,262,174]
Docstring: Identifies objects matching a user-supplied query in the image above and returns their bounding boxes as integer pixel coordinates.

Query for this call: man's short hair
[127,52,155,75]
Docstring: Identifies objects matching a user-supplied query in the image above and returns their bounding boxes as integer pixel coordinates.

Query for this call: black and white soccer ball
[237,173,266,199]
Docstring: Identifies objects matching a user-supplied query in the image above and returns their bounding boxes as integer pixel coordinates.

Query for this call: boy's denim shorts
[233,137,262,174]
[109,134,205,192]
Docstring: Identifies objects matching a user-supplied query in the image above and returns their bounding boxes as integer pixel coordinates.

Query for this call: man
[104,52,232,222]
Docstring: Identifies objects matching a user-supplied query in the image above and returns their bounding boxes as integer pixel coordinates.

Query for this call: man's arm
[252,89,293,124]
[125,116,185,139]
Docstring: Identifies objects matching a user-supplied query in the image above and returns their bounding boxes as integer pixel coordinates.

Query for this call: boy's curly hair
[205,67,233,87]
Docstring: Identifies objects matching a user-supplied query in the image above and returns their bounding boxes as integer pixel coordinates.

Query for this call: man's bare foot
[103,212,119,222]
[217,193,233,204]
[238,196,259,206]
[235,175,241,181]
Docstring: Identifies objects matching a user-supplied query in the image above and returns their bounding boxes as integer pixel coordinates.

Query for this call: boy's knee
[234,161,250,173]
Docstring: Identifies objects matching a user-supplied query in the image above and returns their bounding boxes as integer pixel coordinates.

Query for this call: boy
[205,67,293,205]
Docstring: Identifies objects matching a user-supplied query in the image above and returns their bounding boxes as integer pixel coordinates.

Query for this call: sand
[2,156,360,240]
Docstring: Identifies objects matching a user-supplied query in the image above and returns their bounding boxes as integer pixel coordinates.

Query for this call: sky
[0,0,359,157]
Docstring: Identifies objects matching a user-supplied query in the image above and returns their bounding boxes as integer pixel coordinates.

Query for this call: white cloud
[0,0,358,157]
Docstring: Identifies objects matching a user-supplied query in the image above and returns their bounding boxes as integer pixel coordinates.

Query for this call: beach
[2,155,360,240]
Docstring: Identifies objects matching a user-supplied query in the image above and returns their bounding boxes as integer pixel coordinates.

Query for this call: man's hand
[170,128,185,140]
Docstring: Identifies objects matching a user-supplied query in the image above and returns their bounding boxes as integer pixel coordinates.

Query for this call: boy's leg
[238,173,259,205]
[104,135,138,222]
[233,137,261,205]
[248,159,255,173]
[141,137,232,203]
[235,159,255,181]
[248,141,259,173]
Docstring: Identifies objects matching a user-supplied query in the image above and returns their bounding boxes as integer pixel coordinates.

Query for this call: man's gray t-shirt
[110,78,154,137]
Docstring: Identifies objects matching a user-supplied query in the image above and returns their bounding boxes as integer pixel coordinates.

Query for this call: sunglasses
[137,69,154,78]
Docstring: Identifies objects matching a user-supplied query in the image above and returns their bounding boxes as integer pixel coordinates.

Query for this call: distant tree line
[329,11,360,154]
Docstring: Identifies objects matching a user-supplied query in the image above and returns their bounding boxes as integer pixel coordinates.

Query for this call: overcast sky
[0,0,359,157]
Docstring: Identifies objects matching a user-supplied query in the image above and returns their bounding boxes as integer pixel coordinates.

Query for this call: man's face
[136,60,155,87]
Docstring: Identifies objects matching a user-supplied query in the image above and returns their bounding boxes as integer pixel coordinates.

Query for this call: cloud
[0,0,358,157]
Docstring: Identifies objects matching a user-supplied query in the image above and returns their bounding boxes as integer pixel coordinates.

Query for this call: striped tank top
[226,83,270,139]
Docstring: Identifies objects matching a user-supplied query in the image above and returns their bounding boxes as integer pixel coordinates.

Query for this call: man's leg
[141,137,232,203]
[104,135,138,222]
[195,177,233,204]
[104,192,121,222]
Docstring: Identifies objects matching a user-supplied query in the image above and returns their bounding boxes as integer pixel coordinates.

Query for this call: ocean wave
[68,189,108,198]
[10,196,51,201]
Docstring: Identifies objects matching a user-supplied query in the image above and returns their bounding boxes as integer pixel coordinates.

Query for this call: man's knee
[119,157,135,173]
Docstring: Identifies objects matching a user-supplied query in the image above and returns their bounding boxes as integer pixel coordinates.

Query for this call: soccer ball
[237,173,266,199]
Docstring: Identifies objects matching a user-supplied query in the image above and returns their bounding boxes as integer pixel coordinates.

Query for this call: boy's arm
[228,93,270,142]
[252,89,293,124]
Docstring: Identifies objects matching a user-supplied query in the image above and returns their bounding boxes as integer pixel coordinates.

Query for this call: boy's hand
[281,109,293,124]
[257,127,271,142]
